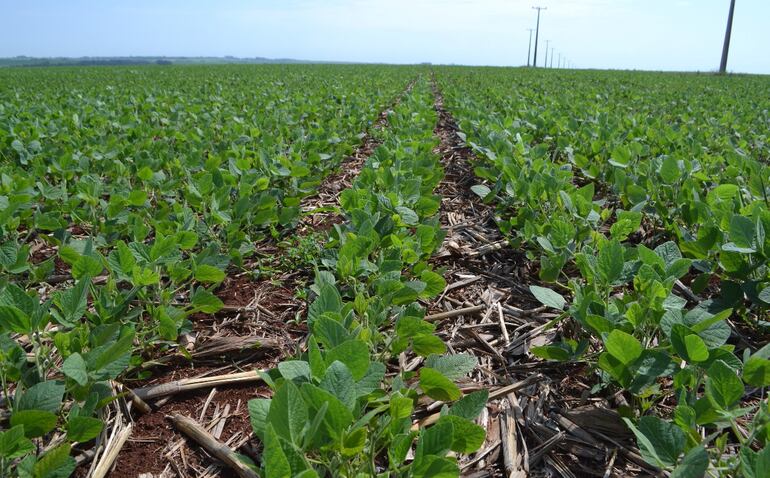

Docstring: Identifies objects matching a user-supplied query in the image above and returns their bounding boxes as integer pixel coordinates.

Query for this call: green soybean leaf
[66,416,103,442]
[419,367,461,402]
[395,206,419,225]
[33,443,76,478]
[598,352,632,387]
[190,288,223,314]
[531,345,572,362]
[670,445,709,478]
[529,285,566,310]
[308,337,326,380]
[248,398,271,440]
[425,354,477,381]
[730,215,756,249]
[659,156,681,184]
[62,353,89,386]
[470,184,491,199]
[53,278,90,327]
[0,305,31,334]
[420,269,447,298]
[706,360,744,410]
[759,287,770,305]
[267,381,307,445]
[311,315,350,349]
[341,428,367,457]
[415,419,454,459]
[449,390,488,420]
[354,362,385,397]
[127,190,148,206]
[683,334,709,363]
[390,395,414,421]
[10,410,58,438]
[17,380,65,413]
[708,184,739,202]
[277,361,311,382]
[319,361,356,410]
[194,265,226,283]
[85,329,135,380]
[413,456,459,478]
[655,241,683,267]
[308,284,342,326]
[610,210,642,240]
[0,425,34,459]
[623,416,685,467]
[743,357,770,387]
[671,325,710,363]
[412,334,447,357]
[741,445,770,478]
[605,330,643,366]
[598,239,624,284]
[325,340,370,380]
[437,415,486,453]
[72,254,103,279]
[263,424,291,478]
[389,432,417,466]
[300,384,354,440]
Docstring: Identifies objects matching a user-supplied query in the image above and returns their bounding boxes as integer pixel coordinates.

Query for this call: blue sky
[1,0,768,73]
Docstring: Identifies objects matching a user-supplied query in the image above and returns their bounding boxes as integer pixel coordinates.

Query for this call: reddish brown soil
[109,380,268,477]
[216,273,301,310]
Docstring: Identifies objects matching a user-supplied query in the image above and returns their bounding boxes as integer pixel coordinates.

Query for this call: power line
[526,28,534,67]
[719,0,736,74]
[532,6,546,67]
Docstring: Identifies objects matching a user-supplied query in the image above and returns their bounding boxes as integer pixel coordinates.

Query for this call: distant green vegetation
[0,56,328,67]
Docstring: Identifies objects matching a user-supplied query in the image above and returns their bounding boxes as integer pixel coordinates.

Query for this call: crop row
[437,67,770,476]
[0,65,417,476]
[247,78,486,477]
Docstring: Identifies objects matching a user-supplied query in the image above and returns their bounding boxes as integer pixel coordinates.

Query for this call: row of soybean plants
[247,79,486,477]
[437,67,770,477]
[0,65,413,476]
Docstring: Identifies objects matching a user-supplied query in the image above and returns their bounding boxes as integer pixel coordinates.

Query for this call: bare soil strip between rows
[427,79,655,478]
[87,78,418,478]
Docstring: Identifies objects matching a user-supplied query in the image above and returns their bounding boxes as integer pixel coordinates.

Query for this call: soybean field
[1,64,770,478]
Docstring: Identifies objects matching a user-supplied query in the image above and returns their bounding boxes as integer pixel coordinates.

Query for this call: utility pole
[550,47,554,68]
[558,53,561,69]
[532,6,546,67]
[544,40,550,68]
[719,0,736,74]
[526,28,534,67]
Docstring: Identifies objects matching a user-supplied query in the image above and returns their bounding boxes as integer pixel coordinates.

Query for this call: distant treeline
[0,56,330,67]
